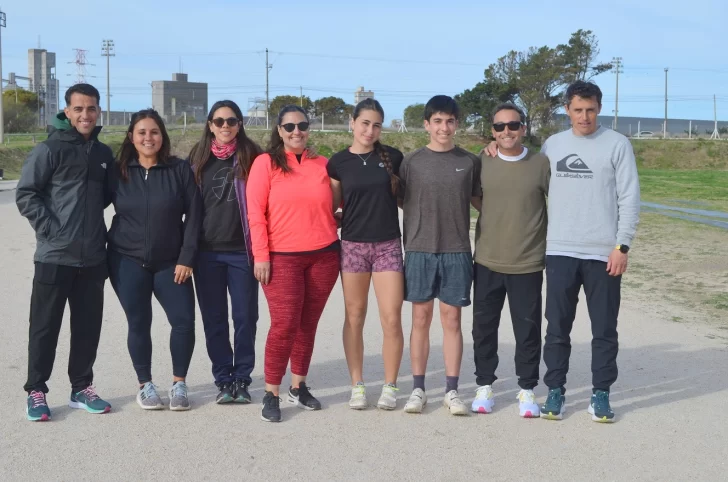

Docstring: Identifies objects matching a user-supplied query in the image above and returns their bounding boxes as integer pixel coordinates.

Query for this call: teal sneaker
[588,390,615,423]
[26,390,51,421]
[540,387,566,420]
[69,386,111,414]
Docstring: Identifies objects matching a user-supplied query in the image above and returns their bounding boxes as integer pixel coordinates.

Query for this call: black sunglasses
[211,117,241,128]
[280,122,310,133]
[492,121,523,132]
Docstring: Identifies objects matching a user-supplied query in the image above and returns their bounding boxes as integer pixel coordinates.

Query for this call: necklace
[354,151,374,166]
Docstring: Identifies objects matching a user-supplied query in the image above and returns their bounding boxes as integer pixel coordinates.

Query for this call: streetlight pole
[101,39,115,126]
[0,9,7,144]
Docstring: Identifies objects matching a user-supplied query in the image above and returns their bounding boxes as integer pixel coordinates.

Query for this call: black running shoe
[261,391,281,422]
[287,382,321,411]
[232,379,251,404]
[216,383,234,404]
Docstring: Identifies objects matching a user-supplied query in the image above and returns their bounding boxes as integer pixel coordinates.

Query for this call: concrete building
[354,86,374,105]
[151,73,208,124]
[27,49,60,127]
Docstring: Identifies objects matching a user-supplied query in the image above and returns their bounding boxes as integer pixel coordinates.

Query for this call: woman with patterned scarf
[188,100,263,405]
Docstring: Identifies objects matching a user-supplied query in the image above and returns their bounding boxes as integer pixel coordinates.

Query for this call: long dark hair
[267,104,317,173]
[117,109,171,181]
[352,98,399,195]
[189,100,262,185]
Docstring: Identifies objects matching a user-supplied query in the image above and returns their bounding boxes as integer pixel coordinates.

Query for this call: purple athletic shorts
[341,238,404,273]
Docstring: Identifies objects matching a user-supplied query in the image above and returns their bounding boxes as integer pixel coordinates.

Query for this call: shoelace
[383,384,399,395]
[475,386,492,399]
[29,391,47,408]
[546,389,562,406]
[297,384,314,399]
[141,383,158,399]
[267,395,281,409]
[594,391,611,410]
[79,386,100,402]
[171,382,188,398]
[352,385,366,396]
[517,390,535,403]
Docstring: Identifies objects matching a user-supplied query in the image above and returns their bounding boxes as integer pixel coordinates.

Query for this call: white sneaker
[444,390,468,416]
[377,384,398,410]
[471,385,495,414]
[404,388,427,413]
[517,389,539,418]
[348,383,368,410]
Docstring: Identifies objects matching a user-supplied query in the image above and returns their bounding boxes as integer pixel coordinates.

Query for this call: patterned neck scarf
[211,137,237,159]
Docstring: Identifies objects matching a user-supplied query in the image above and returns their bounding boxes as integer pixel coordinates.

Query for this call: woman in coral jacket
[246,105,340,423]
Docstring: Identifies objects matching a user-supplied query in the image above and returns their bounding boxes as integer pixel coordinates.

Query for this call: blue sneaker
[540,388,565,420]
[588,390,615,423]
[69,386,111,414]
[26,390,51,421]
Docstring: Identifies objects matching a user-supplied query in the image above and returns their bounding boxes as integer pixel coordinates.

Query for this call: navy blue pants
[543,255,621,393]
[108,251,196,384]
[194,251,259,386]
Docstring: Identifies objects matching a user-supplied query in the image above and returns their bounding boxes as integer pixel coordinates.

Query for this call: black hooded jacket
[16,124,113,268]
[106,156,202,269]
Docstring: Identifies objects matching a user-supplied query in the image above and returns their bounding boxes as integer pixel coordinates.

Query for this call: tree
[403,103,425,128]
[454,80,517,130]
[2,98,38,133]
[268,95,314,119]
[558,29,613,84]
[477,30,612,137]
[312,96,353,124]
[3,87,42,108]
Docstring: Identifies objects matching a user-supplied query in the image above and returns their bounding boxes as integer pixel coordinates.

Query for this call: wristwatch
[615,244,630,254]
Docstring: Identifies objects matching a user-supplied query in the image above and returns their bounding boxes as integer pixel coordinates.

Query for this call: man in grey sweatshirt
[539,81,640,423]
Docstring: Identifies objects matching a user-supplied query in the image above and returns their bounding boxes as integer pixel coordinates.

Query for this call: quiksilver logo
[556,154,592,173]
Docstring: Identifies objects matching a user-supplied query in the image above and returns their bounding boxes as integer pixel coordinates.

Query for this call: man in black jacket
[16,84,113,421]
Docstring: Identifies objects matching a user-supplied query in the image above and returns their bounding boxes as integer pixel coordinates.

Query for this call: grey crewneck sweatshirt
[542,127,640,258]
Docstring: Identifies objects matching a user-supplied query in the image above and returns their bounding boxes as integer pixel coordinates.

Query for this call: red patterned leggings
[262,250,340,385]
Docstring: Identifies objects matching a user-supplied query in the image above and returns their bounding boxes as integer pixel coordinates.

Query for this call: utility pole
[0,9,7,144]
[710,94,720,139]
[101,40,115,126]
[265,48,272,129]
[37,86,45,127]
[664,67,669,139]
[612,57,623,131]
[300,86,303,107]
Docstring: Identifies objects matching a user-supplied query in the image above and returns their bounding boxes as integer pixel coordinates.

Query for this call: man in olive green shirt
[471,103,550,418]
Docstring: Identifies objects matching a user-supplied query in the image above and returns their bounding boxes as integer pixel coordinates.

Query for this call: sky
[2,0,727,124]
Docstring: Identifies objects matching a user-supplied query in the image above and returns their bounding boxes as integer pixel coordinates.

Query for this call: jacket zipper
[143,168,150,267]
[80,141,93,267]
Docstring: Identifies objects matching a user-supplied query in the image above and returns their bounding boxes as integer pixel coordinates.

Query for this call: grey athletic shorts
[404,251,473,307]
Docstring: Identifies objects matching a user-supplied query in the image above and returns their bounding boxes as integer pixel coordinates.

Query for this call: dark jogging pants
[543,255,621,393]
[24,262,106,393]
[472,263,543,390]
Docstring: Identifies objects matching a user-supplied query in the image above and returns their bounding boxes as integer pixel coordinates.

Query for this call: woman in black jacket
[107,109,202,411]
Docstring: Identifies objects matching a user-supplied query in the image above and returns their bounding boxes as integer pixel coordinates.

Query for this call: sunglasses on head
[211,117,241,128]
[492,121,523,132]
[280,122,310,133]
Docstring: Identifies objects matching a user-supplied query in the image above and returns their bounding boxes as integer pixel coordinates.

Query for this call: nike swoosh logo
[456,168,465,172]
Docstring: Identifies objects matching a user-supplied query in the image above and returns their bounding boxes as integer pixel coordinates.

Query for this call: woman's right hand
[254,261,271,285]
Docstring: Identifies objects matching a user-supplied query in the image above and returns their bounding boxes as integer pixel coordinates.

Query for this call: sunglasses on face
[211,117,241,128]
[492,121,523,132]
[280,122,310,133]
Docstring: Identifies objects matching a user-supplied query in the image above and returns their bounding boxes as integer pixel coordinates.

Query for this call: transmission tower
[68,49,95,84]
[397,114,408,133]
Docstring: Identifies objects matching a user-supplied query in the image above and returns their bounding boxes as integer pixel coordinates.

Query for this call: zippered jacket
[16,124,113,267]
[107,156,202,268]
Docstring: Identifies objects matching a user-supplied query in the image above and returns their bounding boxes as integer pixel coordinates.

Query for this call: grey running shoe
[169,381,191,411]
[136,382,164,410]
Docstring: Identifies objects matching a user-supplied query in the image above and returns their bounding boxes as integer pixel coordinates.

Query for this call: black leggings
[108,251,196,383]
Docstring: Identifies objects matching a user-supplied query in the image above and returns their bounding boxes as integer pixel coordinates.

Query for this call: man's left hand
[606,251,628,276]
